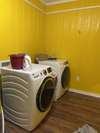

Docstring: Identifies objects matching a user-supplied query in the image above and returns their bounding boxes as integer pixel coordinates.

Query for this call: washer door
[61,66,70,89]
[36,77,55,112]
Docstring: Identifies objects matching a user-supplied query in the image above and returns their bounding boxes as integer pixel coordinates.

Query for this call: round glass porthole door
[36,77,55,112]
[61,66,70,89]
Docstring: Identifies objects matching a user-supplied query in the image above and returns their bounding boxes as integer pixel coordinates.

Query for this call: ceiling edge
[39,0,77,6]
[39,0,47,5]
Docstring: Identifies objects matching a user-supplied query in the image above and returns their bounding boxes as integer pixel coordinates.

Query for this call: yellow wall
[45,1,100,94]
[0,0,45,61]
[0,0,100,95]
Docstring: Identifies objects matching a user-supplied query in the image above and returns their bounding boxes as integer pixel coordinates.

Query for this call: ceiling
[40,0,77,5]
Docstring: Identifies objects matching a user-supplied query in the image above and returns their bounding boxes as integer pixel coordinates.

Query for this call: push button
[43,70,47,75]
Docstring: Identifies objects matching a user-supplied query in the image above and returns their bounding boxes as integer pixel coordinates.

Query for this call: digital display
[1,61,10,67]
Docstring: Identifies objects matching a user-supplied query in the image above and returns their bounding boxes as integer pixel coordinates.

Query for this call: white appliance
[0,105,5,133]
[1,64,56,131]
[23,54,32,69]
[39,60,70,101]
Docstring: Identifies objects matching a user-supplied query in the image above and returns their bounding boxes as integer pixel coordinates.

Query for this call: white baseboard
[69,88,100,98]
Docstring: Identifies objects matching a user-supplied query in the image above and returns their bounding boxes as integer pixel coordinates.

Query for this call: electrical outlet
[76,75,80,82]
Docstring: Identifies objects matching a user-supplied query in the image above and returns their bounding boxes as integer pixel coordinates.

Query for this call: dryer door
[61,66,70,89]
[36,77,55,112]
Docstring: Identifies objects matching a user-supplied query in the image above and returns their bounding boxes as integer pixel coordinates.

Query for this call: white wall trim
[39,0,47,5]
[39,0,77,6]
[23,1,100,15]
[24,0,46,14]
[70,88,100,99]
[46,0,77,6]
[46,5,100,15]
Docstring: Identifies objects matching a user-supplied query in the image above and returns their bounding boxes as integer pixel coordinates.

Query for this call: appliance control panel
[43,70,47,75]
[47,67,52,73]
[32,67,52,79]
[0,60,10,74]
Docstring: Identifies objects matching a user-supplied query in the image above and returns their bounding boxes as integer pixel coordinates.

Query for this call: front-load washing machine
[39,60,70,101]
[1,64,56,131]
